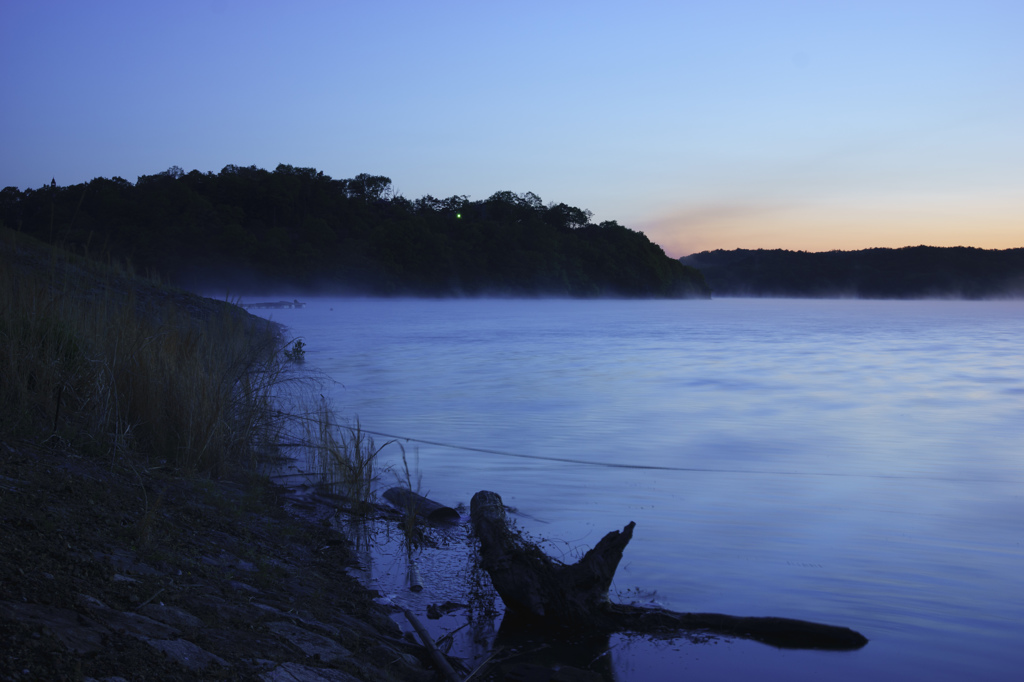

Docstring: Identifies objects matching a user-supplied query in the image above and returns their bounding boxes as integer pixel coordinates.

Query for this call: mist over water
[254,298,1024,681]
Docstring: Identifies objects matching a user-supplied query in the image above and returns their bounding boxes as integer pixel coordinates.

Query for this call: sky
[2,0,1022,256]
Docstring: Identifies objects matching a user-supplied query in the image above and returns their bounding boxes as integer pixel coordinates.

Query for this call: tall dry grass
[307,399,391,515]
[0,226,288,476]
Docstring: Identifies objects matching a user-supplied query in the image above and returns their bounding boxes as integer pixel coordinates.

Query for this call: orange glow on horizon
[641,196,1024,258]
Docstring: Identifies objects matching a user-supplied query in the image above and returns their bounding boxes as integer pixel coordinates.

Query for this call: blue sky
[2,0,1021,256]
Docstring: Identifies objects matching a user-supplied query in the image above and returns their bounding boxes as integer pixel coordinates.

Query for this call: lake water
[252,298,1024,681]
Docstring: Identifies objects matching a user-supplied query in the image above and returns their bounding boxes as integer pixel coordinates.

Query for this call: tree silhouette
[1,165,711,298]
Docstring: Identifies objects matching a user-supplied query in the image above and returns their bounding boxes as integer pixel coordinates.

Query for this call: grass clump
[308,400,392,515]
[283,338,306,362]
[395,446,425,551]
[0,225,290,477]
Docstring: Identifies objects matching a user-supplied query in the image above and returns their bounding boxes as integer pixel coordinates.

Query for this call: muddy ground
[0,437,444,681]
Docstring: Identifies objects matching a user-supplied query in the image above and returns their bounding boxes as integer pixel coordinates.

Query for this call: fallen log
[470,490,867,651]
[383,487,460,522]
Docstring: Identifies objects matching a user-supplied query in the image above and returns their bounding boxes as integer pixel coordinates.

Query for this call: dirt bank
[0,437,439,681]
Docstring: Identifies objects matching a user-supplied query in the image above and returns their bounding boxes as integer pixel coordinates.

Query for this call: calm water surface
[255,298,1024,681]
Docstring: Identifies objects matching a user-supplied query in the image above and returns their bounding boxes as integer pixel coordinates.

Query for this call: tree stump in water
[470,490,868,650]
[470,490,634,630]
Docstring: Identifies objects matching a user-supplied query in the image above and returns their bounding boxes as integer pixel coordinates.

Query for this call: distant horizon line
[6,170,1019,258]
[676,244,1024,259]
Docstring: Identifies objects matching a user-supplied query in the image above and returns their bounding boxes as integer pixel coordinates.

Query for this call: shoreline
[0,436,440,681]
[0,230,456,680]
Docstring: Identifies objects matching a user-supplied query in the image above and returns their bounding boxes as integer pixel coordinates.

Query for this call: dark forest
[0,165,710,298]
[682,247,1024,298]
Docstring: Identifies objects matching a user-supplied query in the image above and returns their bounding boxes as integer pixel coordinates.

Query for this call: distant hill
[680,247,1024,299]
[0,165,709,298]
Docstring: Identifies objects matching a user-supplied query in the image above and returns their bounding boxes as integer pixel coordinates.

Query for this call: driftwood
[383,487,460,522]
[403,609,460,682]
[471,490,633,629]
[470,490,868,651]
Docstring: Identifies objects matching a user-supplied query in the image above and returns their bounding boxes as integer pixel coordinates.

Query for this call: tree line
[681,247,1024,298]
[0,165,710,298]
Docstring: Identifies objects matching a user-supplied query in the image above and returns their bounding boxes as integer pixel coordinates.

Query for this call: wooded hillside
[681,247,1024,298]
[0,166,709,298]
